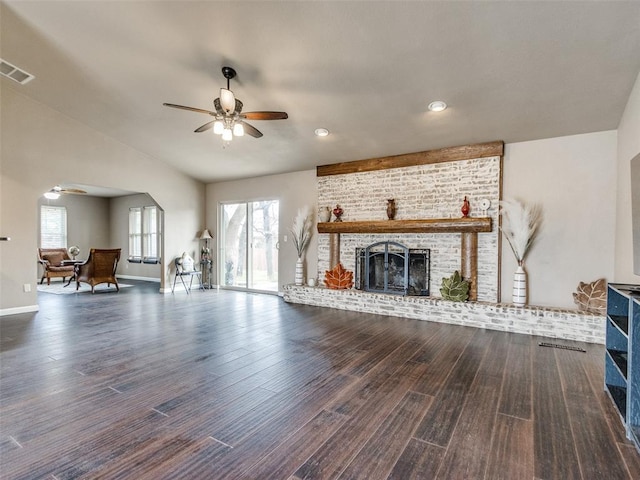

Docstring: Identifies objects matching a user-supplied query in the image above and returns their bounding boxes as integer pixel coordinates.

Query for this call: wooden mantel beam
[317,141,504,177]
[317,217,491,235]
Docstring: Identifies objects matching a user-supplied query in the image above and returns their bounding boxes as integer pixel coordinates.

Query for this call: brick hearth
[283,285,604,344]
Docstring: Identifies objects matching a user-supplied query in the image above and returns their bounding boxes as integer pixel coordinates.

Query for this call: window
[143,206,159,260]
[128,208,142,260]
[40,205,67,248]
[128,206,160,262]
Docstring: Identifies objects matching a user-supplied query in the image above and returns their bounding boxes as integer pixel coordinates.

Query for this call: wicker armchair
[75,248,121,293]
[38,247,75,285]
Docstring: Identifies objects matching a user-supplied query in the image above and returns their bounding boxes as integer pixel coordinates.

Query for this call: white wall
[206,170,318,291]
[0,87,204,314]
[503,131,618,308]
[616,71,640,284]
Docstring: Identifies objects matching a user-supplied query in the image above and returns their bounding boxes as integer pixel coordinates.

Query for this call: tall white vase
[295,257,304,286]
[512,264,527,306]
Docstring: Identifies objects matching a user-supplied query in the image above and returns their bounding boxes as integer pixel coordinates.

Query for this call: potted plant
[499,199,542,306]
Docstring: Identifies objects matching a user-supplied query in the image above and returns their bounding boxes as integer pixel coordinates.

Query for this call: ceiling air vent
[0,58,35,85]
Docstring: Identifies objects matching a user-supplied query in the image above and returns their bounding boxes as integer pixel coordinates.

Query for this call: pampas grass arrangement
[291,206,313,258]
[499,199,542,266]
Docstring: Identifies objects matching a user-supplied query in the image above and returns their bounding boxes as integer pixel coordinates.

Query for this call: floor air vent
[0,58,35,85]
[539,342,586,352]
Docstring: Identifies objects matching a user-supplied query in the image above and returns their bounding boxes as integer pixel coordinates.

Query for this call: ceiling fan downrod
[221,66,236,90]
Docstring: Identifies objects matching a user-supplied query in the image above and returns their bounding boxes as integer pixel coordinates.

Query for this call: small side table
[200,259,213,289]
[62,259,83,287]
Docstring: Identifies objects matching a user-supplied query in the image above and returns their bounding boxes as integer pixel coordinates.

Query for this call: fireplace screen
[355,241,430,296]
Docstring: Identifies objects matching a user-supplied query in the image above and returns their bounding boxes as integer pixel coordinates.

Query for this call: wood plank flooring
[1,281,639,479]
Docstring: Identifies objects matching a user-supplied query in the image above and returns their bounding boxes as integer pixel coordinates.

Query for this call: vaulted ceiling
[2,1,639,183]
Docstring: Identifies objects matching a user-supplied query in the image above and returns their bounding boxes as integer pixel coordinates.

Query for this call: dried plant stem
[499,199,542,265]
[291,206,313,258]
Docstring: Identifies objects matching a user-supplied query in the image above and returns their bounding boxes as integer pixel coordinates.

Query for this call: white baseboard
[116,275,161,283]
[0,304,39,317]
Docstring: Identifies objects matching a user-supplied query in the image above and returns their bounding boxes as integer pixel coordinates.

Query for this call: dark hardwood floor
[1,281,639,479]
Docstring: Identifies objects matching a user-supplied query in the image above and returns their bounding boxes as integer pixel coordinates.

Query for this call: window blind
[40,205,67,248]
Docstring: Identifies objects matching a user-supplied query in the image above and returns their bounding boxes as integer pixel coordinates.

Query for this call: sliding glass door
[219,200,279,292]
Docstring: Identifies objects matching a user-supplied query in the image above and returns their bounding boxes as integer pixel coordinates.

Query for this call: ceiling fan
[163,66,288,143]
[44,185,87,199]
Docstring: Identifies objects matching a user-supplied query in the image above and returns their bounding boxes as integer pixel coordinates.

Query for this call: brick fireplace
[316,142,502,302]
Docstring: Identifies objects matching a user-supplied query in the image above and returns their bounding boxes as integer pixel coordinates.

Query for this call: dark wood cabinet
[606,283,640,451]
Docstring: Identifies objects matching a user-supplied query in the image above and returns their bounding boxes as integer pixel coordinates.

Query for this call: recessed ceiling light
[314,128,329,137]
[428,101,447,112]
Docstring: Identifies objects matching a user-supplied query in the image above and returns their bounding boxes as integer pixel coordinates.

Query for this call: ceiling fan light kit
[233,123,244,137]
[44,191,60,200]
[164,66,288,145]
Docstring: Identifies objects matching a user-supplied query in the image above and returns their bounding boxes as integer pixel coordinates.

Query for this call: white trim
[0,304,39,317]
[159,287,172,294]
[116,275,160,283]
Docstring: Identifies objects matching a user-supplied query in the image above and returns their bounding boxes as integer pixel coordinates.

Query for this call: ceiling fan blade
[242,111,288,121]
[241,121,263,138]
[194,120,216,133]
[163,103,216,116]
[62,188,87,195]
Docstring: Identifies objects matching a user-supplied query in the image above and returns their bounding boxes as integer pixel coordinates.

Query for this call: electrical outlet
[23,283,31,293]
[284,234,288,242]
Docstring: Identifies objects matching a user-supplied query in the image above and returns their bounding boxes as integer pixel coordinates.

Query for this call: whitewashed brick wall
[317,156,501,302]
[283,285,605,344]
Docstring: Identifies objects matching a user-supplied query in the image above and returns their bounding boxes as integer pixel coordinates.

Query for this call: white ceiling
[2,1,639,184]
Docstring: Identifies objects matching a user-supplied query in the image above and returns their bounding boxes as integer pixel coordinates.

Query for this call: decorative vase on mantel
[386,199,396,220]
[461,196,470,218]
[512,262,527,307]
[295,257,304,286]
[333,204,344,222]
[318,206,332,223]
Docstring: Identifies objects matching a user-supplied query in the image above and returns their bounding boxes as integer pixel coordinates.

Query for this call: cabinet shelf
[606,384,628,421]
[609,314,629,336]
[607,349,628,378]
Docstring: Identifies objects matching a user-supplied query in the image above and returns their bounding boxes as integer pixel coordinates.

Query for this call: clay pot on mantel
[386,199,396,220]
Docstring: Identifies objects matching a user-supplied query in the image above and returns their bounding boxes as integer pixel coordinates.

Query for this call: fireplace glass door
[356,242,430,296]
[365,241,410,295]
